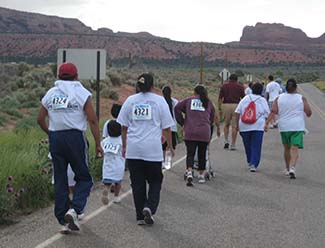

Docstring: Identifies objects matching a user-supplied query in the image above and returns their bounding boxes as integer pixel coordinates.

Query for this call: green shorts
[280,131,304,149]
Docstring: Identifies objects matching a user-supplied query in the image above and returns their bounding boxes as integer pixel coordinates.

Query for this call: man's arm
[37,105,49,135]
[84,97,103,157]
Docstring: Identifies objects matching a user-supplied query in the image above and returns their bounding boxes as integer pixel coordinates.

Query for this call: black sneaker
[142,207,154,225]
[186,171,193,187]
[224,143,229,149]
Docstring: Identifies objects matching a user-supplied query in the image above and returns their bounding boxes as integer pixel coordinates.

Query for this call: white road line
[35,135,221,248]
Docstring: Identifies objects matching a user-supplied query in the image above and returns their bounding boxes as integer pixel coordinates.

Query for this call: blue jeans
[127,159,163,221]
[240,131,264,168]
[49,130,93,225]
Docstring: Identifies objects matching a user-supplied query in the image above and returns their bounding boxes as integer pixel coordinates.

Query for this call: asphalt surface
[0,83,324,248]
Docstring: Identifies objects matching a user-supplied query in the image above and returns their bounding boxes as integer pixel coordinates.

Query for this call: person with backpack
[234,83,270,172]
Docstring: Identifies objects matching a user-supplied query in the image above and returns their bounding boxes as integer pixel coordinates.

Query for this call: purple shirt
[175,96,215,142]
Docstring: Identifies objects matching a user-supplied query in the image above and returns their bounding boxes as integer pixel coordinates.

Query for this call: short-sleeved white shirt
[41,80,91,131]
[101,136,125,181]
[235,94,270,132]
[266,81,281,102]
[117,92,174,162]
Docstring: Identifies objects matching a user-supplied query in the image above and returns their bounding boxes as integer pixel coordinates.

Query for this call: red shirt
[219,80,245,104]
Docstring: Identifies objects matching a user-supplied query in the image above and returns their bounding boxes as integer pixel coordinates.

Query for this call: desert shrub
[3,108,23,119]
[0,114,6,126]
[108,73,122,86]
[0,96,20,109]
[15,116,37,132]
[108,90,119,100]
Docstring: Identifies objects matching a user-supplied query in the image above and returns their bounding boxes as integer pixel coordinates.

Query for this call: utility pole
[200,42,204,84]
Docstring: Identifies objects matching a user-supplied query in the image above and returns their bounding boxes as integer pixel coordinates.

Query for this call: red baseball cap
[58,62,78,79]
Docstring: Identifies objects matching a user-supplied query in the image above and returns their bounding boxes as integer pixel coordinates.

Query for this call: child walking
[101,120,125,204]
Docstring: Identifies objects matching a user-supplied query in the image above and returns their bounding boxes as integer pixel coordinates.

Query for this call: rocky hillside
[1,7,325,65]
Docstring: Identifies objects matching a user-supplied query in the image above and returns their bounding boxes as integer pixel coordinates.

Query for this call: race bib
[132,104,152,120]
[51,94,69,110]
[190,99,205,111]
[102,142,120,154]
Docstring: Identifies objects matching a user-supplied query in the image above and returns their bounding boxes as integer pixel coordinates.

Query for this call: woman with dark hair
[234,82,270,172]
[117,73,175,225]
[265,79,312,179]
[161,86,178,167]
[175,84,218,186]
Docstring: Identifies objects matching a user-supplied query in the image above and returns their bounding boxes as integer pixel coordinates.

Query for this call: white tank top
[277,93,305,132]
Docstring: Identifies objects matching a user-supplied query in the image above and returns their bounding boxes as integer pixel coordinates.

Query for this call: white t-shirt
[235,94,270,132]
[277,93,305,132]
[101,136,125,181]
[117,92,174,161]
[266,81,281,102]
[41,80,91,131]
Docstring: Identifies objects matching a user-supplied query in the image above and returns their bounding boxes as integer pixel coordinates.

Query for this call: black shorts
[162,131,178,150]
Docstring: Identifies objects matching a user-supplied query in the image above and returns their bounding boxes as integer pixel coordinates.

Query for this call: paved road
[1,83,324,248]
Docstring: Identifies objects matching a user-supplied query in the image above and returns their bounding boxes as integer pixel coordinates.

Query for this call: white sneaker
[137,220,146,225]
[283,169,290,177]
[60,224,71,234]
[250,166,256,172]
[198,174,206,183]
[142,207,154,225]
[64,209,80,231]
[230,144,237,150]
[289,167,296,179]
[78,213,85,221]
[113,196,121,204]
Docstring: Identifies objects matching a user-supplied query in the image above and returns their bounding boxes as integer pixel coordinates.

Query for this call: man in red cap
[37,62,103,234]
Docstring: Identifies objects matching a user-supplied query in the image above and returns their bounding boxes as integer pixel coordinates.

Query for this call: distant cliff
[1,7,325,65]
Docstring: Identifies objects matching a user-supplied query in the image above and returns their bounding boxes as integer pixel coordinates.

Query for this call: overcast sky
[1,0,325,43]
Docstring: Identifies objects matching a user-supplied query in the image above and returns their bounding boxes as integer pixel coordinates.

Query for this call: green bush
[0,114,6,126]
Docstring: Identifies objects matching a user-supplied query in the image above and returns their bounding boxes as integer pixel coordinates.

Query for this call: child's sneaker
[250,166,256,172]
[230,144,237,150]
[78,213,85,221]
[186,171,193,187]
[289,167,296,179]
[101,189,109,205]
[142,207,154,225]
[113,196,121,204]
[64,209,80,231]
[198,174,206,184]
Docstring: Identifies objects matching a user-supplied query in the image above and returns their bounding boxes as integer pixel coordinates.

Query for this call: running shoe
[60,224,71,234]
[78,213,85,221]
[142,207,154,225]
[101,189,109,205]
[250,166,256,172]
[64,209,80,231]
[289,167,296,179]
[113,196,121,204]
[186,171,193,186]
[224,143,229,149]
[230,144,236,150]
[137,220,146,225]
[283,169,290,177]
[198,174,206,184]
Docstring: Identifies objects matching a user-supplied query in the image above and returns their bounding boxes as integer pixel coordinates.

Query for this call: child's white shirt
[101,135,125,181]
